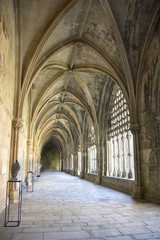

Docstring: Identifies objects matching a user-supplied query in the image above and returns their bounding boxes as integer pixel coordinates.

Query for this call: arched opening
[41,142,60,171]
[106,86,134,179]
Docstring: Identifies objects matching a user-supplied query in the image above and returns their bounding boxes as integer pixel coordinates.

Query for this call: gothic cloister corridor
[0,171,160,240]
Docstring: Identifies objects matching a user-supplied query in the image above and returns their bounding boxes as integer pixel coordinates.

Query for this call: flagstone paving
[0,172,160,240]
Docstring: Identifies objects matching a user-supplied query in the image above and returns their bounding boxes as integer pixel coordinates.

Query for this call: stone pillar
[117,136,121,177]
[84,147,88,174]
[102,141,106,176]
[121,133,126,178]
[73,153,77,176]
[130,124,144,199]
[95,141,102,185]
[32,147,36,173]
[106,140,110,176]
[66,153,69,172]
[11,118,24,170]
[127,131,133,178]
[80,148,85,179]
[26,139,32,172]
[112,138,116,176]
[34,150,38,176]
[10,118,23,203]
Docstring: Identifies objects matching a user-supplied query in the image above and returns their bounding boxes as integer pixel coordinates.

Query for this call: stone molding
[130,123,140,135]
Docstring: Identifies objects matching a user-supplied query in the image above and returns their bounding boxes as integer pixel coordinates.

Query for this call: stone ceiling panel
[31,70,64,106]
[46,46,72,69]
[82,0,122,67]
[73,44,110,71]
[77,72,108,112]
[37,0,86,62]
[20,0,67,66]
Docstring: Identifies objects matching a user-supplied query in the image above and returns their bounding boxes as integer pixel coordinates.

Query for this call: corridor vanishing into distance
[0,172,160,240]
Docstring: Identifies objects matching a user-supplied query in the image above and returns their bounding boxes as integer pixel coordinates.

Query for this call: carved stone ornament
[73,41,85,49]
[11,160,20,180]
[130,123,140,135]
[64,70,74,77]
[12,118,24,130]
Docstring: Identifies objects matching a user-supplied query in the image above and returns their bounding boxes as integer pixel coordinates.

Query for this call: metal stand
[26,171,34,192]
[4,180,22,227]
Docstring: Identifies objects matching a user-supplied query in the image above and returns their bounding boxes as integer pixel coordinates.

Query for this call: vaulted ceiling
[17,0,159,153]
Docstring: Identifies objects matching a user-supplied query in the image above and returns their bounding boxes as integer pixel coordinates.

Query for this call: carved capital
[130,123,140,135]
[12,118,24,130]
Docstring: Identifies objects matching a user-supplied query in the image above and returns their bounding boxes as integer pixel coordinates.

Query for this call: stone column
[35,150,38,176]
[80,148,85,179]
[117,136,121,177]
[73,153,77,176]
[95,141,102,185]
[106,139,110,176]
[121,133,126,178]
[112,138,116,176]
[26,139,32,172]
[84,147,88,174]
[10,118,23,203]
[127,131,133,178]
[130,124,144,199]
[11,118,24,171]
[32,147,36,173]
[102,141,106,176]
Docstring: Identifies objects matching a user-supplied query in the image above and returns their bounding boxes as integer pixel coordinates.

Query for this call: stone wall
[139,17,160,203]
[84,173,97,183]
[102,176,134,195]
[0,0,16,212]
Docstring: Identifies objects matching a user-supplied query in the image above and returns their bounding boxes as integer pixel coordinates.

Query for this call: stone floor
[0,172,160,240]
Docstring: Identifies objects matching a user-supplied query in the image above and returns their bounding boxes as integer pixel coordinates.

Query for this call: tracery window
[87,126,97,174]
[107,89,134,179]
[78,151,81,175]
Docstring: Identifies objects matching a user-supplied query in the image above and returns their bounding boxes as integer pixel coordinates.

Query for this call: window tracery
[87,126,97,174]
[107,88,134,179]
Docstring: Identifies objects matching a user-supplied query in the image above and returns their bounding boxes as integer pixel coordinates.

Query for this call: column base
[95,175,102,185]
[117,170,121,177]
[132,184,145,199]
[122,171,126,178]
[128,170,133,179]
[80,172,84,179]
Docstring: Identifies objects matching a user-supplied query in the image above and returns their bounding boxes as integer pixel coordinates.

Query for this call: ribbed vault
[16,0,159,170]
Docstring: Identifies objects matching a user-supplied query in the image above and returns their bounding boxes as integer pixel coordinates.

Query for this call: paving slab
[0,171,160,240]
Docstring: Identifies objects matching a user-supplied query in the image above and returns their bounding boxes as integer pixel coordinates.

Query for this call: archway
[41,142,60,171]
